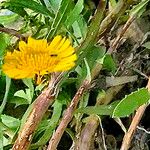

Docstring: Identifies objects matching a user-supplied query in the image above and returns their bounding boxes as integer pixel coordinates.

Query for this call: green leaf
[25,89,34,103]
[49,0,62,11]
[47,0,73,39]
[73,16,87,39]
[103,54,117,74]
[76,46,106,83]
[0,33,10,58]
[3,3,28,17]
[14,90,28,100]
[19,102,34,131]
[13,79,34,104]
[109,0,117,8]
[0,77,11,115]
[3,144,13,150]
[65,0,84,28]
[4,0,54,18]
[84,58,91,82]
[57,90,71,105]
[0,124,3,150]
[75,102,118,116]
[8,97,29,106]
[142,41,150,49]
[0,13,19,26]
[22,79,34,90]
[1,115,20,132]
[76,0,106,64]
[31,100,62,148]
[86,46,106,69]
[35,83,46,92]
[14,89,33,104]
[130,0,149,18]
[113,88,150,118]
[22,79,34,101]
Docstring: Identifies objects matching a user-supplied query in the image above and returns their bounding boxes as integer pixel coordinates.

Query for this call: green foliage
[76,46,105,83]
[0,13,19,25]
[0,127,3,150]
[49,0,62,11]
[0,33,10,59]
[3,0,54,17]
[1,114,20,133]
[72,16,87,40]
[75,88,150,118]
[142,41,150,49]
[102,54,117,74]
[47,0,73,38]
[130,0,150,17]
[0,0,150,149]
[31,100,62,148]
[75,102,118,116]
[0,76,11,114]
[0,115,20,147]
[14,79,34,104]
[65,0,84,28]
[113,88,150,118]
[86,46,106,69]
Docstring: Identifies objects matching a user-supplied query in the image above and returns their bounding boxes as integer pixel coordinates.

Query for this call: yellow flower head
[2,35,77,81]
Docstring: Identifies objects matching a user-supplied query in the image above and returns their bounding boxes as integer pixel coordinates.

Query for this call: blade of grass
[0,124,3,150]
[4,0,54,18]
[46,0,72,39]
[0,76,11,115]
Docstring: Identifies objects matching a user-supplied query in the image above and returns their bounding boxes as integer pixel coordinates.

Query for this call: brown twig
[120,77,150,150]
[98,0,133,39]
[47,79,90,150]
[12,73,63,150]
[0,26,25,40]
[73,1,135,148]
[74,85,124,150]
[46,62,102,150]
[47,1,106,149]
[75,115,100,150]
[107,15,136,54]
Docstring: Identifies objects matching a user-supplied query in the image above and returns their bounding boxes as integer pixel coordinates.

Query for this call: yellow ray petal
[2,35,77,81]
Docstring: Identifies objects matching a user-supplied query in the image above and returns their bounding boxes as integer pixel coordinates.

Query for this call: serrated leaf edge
[112,88,150,118]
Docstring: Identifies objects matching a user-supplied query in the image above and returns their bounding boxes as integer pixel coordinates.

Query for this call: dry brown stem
[47,79,90,150]
[108,15,136,54]
[12,73,63,150]
[0,26,25,39]
[73,2,134,148]
[75,115,99,150]
[74,85,124,150]
[120,77,150,150]
[98,0,133,39]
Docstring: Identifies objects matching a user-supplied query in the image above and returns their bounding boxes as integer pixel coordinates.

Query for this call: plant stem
[47,79,90,150]
[74,85,124,150]
[46,1,106,149]
[98,0,133,39]
[12,73,63,150]
[0,26,25,40]
[0,76,11,114]
[108,15,136,54]
[76,0,106,65]
[75,115,100,150]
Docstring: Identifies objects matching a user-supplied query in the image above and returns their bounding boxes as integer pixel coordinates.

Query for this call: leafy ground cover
[0,0,150,150]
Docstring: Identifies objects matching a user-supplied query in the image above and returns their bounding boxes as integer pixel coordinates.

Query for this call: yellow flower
[2,35,77,82]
